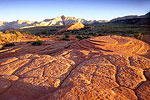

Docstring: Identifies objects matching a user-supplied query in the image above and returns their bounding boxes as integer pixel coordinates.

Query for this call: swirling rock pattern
[0,36,150,100]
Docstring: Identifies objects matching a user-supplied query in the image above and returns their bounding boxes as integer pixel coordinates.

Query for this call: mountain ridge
[0,15,108,31]
[0,12,149,31]
[110,12,150,25]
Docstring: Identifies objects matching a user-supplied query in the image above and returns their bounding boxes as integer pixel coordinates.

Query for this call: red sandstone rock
[0,35,150,100]
[135,81,150,100]
[144,69,150,80]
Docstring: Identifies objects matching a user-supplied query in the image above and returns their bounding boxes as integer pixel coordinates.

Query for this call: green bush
[4,43,15,47]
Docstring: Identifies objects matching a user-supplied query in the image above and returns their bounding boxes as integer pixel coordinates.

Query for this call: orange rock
[144,69,150,80]
[56,22,84,33]
[0,36,150,100]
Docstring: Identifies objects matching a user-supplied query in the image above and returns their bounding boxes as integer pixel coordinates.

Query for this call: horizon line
[0,12,148,22]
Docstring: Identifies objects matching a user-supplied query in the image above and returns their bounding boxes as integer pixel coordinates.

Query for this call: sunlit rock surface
[56,22,85,33]
[0,35,150,100]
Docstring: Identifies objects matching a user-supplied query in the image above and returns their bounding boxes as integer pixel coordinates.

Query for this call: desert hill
[0,35,150,100]
[56,22,85,33]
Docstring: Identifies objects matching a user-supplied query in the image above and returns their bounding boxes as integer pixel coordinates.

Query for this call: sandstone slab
[0,36,150,100]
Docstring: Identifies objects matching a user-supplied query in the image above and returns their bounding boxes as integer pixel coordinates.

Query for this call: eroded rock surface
[0,36,150,100]
[0,54,74,100]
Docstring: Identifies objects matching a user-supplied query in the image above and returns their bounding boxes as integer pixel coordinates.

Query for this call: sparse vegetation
[0,33,17,43]
[0,31,3,34]
[26,41,32,44]
[65,34,69,38]
[134,33,143,40]
[5,30,10,34]
[61,37,70,41]
[18,24,150,40]
[4,43,15,47]
[13,30,22,38]
[59,34,70,41]
[22,33,36,39]
[75,35,90,40]
[31,36,42,46]
[36,36,41,41]
[75,35,82,40]
[0,45,3,50]
[0,24,149,45]
[0,30,24,43]
[31,41,42,46]
[20,25,64,35]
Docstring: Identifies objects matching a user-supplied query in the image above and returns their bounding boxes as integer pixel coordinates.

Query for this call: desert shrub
[0,32,19,43]
[65,34,69,38]
[0,45,3,50]
[82,36,90,39]
[13,30,22,38]
[5,30,10,34]
[75,35,90,40]
[23,31,31,34]
[10,34,17,41]
[0,35,5,42]
[98,33,104,36]
[41,31,46,35]
[75,35,82,40]
[27,41,32,44]
[32,36,42,46]
[61,37,70,41]
[5,34,17,41]
[36,36,41,41]
[4,43,15,47]
[0,31,3,35]
[23,33,36,39]
[31,41,42,46]
[134,33,143,40]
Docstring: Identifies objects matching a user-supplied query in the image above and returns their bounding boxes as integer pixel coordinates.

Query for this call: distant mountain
[1,12,149,31]
[0,20,37,31]
[0,15,108,31]
[110,12,150,25]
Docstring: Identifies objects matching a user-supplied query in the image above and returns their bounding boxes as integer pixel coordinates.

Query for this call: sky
[0,0,150,21]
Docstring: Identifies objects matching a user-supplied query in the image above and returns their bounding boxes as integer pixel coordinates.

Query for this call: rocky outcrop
[56,22,85,33]
[0,36,150,100]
